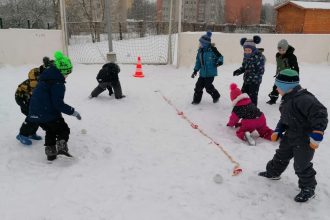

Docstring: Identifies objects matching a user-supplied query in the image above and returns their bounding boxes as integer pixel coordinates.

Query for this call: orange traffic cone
[133,56,144,78]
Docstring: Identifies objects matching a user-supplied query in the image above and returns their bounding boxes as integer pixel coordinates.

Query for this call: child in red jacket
[227,83,273,145]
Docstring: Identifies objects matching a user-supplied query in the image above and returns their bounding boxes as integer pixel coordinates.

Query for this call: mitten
[191,71,197,78]
[233,69,242,76]
[271,128,284,142]
[72,111,82,120]
[309,131,324,150]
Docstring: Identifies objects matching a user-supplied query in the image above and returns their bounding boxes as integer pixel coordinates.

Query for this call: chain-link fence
[0,0,277,64]
[64,0,179,64]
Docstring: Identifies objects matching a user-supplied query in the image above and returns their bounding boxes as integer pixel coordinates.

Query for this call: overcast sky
[263,0,275,4]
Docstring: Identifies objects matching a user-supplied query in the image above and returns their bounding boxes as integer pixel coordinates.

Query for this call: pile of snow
[0,63,329,219]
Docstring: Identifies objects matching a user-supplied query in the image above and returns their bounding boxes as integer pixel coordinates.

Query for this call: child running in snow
[227,83,273,145]
[15,57,52,145]
[90,62,125,99]
[233,36,265,106]
[191,31,223,104]
[259,69,328,202]
[28,51,81,161]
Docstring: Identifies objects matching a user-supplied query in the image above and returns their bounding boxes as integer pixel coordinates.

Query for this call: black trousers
[268,84,279,102]
[241,83,260,106]
[15,95,39,137]
[193,77,220,103]
[39,118,70,147]
[266,135,317,189]
[91,80,123,99]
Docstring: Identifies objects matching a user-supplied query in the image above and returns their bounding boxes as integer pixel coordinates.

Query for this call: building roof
[275,1,330,10]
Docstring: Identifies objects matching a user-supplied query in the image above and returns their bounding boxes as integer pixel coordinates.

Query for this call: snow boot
[294,187,315,202]
[266,99,276,105]
[16,134,32,145]
[258,171,281,180]
[56,140,72,157]
[213,94,220,103]
[211,91,220,103]
[29,133,42,140]
[45,145,57,161]
[244,132,256,146]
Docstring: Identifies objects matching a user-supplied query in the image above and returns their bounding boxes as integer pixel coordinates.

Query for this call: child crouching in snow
[227,83,273,145]
[90,62,125,99]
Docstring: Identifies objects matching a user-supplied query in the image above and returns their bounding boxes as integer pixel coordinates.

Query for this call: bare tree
[77,0,104,42]
[0,0,55,29]
[261,3,275,25]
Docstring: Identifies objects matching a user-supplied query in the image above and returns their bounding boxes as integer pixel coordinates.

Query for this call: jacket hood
[38,65,65,83]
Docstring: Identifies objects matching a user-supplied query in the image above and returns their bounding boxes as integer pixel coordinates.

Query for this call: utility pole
[167,0,173,65]
[105,0,117,62]
[176,0,182,68]
[59,0,68,55]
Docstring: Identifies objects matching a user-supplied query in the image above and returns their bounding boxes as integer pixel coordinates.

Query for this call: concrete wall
[177,32,330,67]
[0,29,63,65]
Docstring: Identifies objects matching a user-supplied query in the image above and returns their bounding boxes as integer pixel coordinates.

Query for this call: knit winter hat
[199,31,212,48]
[240,35,261,51]
[54,51,73,76]
[278,39,289,50]
[230,83,242,101]
[275,69,300,93]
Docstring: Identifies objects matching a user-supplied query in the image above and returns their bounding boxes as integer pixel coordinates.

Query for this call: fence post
[47,23,50,29]
[119,22,123,40]
[0,18,3,29]
[27,20,31,29]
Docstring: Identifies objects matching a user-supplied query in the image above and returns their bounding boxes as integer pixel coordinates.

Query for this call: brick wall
[224,0,262,25]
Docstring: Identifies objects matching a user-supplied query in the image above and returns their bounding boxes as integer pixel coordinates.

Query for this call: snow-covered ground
[0,63,330,220]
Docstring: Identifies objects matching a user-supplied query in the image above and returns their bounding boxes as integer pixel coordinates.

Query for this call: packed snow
[0,62,330,220]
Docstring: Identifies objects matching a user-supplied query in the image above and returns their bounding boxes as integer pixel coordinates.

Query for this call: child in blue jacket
[191,31,223,104]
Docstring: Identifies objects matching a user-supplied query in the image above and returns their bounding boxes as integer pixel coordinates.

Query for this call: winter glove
[309,131,324,150]
[191,71,197,78]
[233,69,243,76]
[72,111,82,120]
[271,128,284,142]
[216,61,223,67]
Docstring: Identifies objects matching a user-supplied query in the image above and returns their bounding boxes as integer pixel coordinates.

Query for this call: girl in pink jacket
[227,83,273,144]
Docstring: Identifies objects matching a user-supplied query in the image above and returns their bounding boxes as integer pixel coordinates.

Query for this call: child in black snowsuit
[267,39,299,105]
[90,63,125,99]
[259,69,328,203]
[233,36,265,106]
[15,57,52,145]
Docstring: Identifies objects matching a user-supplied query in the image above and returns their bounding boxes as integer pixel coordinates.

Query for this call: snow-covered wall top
[178,32,330,67]
[0,29,63,65]
[290,1,330,10]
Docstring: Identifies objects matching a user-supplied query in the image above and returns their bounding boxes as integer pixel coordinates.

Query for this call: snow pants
[193,77,220,103]
[236,113,273,141]
[241,83,260,106]
[39,118,70,147]
[265,135,317,189]
[15,95,39,137]
[91,81,123,99]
